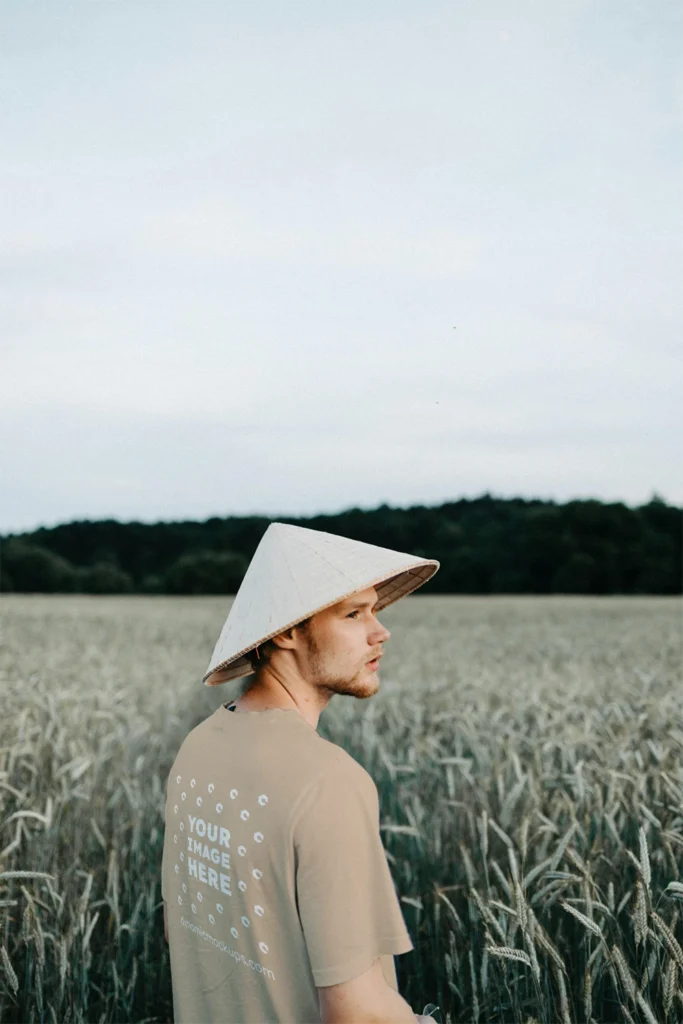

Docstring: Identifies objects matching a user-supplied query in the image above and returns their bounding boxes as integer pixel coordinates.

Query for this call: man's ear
[269,626,297,651]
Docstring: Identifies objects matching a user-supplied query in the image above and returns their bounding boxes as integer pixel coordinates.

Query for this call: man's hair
[244,615,313,671]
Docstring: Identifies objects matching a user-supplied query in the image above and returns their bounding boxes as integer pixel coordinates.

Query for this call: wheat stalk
[468,947,480,1023]
[633,880,648,947]
[583,964,592,1022]
[651,911,683,969]
[0,945,18,994]
[478,810,489,863]
[522,928,541,985]
[0,870,55,881]
[59,935,68,988]
[559,899,603,938]
[480,944,489,997]
[620,1002,637,1024]
[486,945,533,967]
[508,846,520,886]
[664,881,683,902]
[490,859,512,899]
[611,944,638,1003]
[646,944,658,987]
[553,962,571,1024]
[635,990,659,1024]
[515,882,528,934]
[607,880,615,913]
[519,815,531,864]
[638,826,651,893]
[488,817,514,850]
[663,956,677,1017]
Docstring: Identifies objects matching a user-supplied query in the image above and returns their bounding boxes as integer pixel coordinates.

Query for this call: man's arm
[318,957,430,1023]
[164,899,169,943]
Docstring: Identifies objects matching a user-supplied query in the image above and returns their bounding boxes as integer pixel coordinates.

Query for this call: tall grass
[1,594,681,1023]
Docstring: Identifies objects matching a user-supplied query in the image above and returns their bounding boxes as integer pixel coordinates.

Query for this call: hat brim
[203,559,438,686]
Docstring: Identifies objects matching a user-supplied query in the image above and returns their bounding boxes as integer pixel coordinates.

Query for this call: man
[161,521,439,1023]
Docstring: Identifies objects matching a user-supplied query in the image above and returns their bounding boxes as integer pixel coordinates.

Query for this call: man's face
[294,586,391,701]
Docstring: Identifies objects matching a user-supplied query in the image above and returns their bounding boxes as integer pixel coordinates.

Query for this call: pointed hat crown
[202,521,439,686]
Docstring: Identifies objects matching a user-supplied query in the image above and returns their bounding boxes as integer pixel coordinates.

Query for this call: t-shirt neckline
[220,701,315,729]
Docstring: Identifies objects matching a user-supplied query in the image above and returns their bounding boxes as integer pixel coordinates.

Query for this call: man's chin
[353,673,380,698]
[322,673,380,699]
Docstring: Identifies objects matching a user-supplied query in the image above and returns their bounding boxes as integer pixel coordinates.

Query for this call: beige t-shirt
[161,700,414,1024]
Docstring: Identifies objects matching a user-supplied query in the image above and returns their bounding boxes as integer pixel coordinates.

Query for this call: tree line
[0,493,680,595]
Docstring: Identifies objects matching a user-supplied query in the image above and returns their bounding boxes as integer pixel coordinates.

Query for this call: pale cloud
[139,200,490,277]
[1,0,681,533]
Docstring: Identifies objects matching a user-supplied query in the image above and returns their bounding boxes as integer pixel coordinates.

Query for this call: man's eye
[348,610,360,618]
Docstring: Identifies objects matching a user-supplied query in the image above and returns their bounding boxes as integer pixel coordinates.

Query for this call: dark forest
[1,493,680,595]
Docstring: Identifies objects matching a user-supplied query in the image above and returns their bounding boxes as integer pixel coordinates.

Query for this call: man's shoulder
[316,735,375,785]
[295,738,377,817]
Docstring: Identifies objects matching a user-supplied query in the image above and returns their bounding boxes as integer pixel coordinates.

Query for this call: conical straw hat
[202,521,439,686]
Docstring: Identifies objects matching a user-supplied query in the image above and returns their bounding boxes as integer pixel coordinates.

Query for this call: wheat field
[0,593,681,1024]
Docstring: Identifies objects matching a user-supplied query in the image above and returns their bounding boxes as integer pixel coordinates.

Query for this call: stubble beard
[306,632,377,701]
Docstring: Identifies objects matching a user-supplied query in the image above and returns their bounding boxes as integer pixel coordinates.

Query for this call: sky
[1,0,681,535]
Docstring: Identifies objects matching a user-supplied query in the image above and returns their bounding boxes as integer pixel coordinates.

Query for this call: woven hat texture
[202,521,439,686]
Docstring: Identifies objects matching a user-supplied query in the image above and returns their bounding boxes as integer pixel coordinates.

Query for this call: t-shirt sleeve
[293,764,414,988]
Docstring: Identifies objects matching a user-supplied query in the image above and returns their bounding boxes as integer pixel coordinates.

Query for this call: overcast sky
[1,0,681,535]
